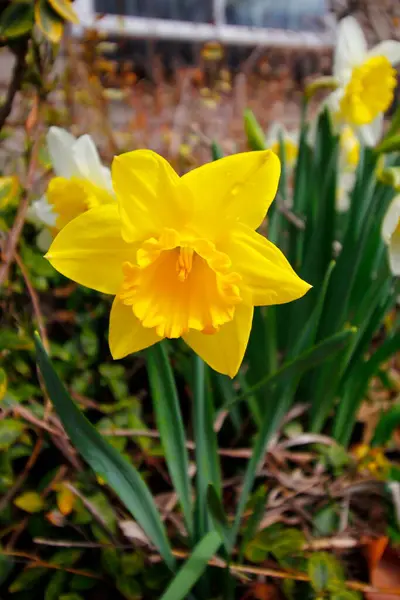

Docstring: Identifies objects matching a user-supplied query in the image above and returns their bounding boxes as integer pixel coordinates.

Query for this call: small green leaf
[0,420,25,450]
[8,568,47,593]
[35,0,64,43]
[211,141,224,160]
[0,2,34,38]
[47,0,79,23]
[45,571,67,600]
[14,491,44,513]
[372,404,400,447]
[160,531,221,600]
[117,576,142,600]
[244,109,266,150]
[245,525,306,563]
[308,552,344,593]
[49,549,82,567]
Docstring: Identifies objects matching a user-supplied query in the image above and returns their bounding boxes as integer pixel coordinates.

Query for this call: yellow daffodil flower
[46,150,311,377]
[266,122,298,170]
[30,127,115,247]
[382,195,400,276]
[327,16,400,146]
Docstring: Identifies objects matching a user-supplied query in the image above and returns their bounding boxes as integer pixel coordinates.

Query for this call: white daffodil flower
[336,125,360,212]
[30,127,115,236]
[382,195,400,276]
[327,16,400,146]
[265,122,299,170]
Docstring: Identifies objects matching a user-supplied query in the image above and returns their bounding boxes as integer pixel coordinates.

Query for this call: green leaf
[223,329,356,411]
[49,549,82,567]
[34,333,174,569]
[14,491,44,513]
[35,0,64,43]
[228,329,357,552]
[60,595,84,600]
[45,571,67,600]
[244,109,266,150]
[308,552,344,593]
[47,0,79,23]
[117,576,142,600]
[160,531,222,600]
[372,404,400,447]
[0,545,13,586]
[146,343,193,538]
[245,525,306,563]
[206,485,230,550]
[8,568,47,593]
[211,141,224,160]
[330,589,362,600]
[0,2,34,38]
[0,420,25,450]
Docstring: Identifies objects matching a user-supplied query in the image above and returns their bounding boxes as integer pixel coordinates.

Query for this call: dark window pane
[94,0,213,22]
[225,0,328,31]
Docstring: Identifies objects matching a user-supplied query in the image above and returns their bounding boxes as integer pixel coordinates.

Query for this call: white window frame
[73,0,335,48]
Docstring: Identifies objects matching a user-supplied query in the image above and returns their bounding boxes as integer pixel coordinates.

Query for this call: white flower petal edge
[72,134,111,190]
[367,40,400,65]
[334,16,367,81]
[357,114,384,147]
[382,195,400,276]
[47,127,79,179]
[266,121,287,146]
[30,196,57,227]
[337,171,355,212]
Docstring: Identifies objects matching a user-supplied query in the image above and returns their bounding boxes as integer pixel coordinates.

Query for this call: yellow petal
[222,223,311,306]
[46,204,137,294]
[112,150,187,243]
[109,297,162,358]
[183,304,253,378]
[181,150,280,237]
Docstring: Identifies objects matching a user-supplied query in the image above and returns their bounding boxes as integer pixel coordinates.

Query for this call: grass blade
[34,333,175,569]
[160,532,222,600]
[147,343,193,539]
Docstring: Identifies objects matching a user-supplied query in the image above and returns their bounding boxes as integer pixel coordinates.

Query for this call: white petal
[47,127,79,179]
[266,121,286,146]
[382,195,400,243]
[368,40,400,65]
[30,196,57,227]
[73,134,109,190]
[388,229,400,276]
[337,171,355,212]
[357,114,384,147]
[334,16,367,78]
[101,165,114,193]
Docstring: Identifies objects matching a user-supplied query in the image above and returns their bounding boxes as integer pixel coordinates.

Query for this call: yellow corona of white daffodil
[31,127,115,238]
[266,122,298,170]
[327,16,400,145]
[336,126,360,212]
[382,195,400,276]
[46,150,311,377]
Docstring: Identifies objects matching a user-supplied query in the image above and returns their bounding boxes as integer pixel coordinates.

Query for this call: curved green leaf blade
[0,2,34,38]
[147,343,193,538]
[34,333,174,569]
[160,531,221,600]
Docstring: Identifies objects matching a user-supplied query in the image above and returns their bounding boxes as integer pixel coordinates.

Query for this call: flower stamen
[176,247,194,282]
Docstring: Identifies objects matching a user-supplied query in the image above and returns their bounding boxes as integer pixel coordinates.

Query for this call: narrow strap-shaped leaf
[220,329,356,414]
[193,356,210,541]
[227,328,356,551]
[372,404,400,447]
[34,333,174,569]
[160,531,222,600]
[206,485,230,550]
[147,343,193,538]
